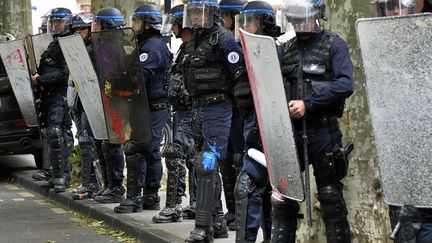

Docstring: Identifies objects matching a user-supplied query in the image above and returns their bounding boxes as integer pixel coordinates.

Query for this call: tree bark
[296,1,392,242]
[0,0,32,39]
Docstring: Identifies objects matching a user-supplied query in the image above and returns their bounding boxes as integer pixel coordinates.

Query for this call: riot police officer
[113,4,171,214]
[218,0,249,231]
[152,4,196,223]
[232,1,281,242]
[219,0,248,32]
[30,7,74,193]
[90,8,127,204]
[272,0,354,242]
[181,0,244,241]
[68,13,102,200]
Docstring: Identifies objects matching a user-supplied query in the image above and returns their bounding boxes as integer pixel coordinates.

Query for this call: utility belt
[192,93,228,107]
[149,102,168,111]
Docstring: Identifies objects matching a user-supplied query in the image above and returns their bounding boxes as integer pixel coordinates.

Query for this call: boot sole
[94,197,124,204]
[114,207,143,214]
[214,232,228,239]
[152,215,183,223]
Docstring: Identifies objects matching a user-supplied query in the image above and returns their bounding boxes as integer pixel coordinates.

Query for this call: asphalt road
[0,154,125,243]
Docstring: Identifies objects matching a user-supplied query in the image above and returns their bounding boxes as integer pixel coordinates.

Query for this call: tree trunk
[296,1,392,242]
[0,0,32,39]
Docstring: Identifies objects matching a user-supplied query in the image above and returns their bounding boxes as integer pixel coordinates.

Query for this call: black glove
[167,73,190,109]
[167,73,182,99]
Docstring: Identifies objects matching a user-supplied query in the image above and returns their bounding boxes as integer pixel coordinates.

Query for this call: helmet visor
[183,1,218,29]
[91,18,103,31]
[160,12,182,36]
[237,12,265,35]
[48,18,69,34]
[374,0,419,17]
[282,0,320,33]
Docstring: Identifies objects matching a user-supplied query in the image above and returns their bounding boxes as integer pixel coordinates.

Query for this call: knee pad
[234,171,255,201]
[47,125,64,149]
[163,143,184,160]
[126,153,140,168]
[195,151,217,175]
[318,185,348,221]
[124,140,140,156]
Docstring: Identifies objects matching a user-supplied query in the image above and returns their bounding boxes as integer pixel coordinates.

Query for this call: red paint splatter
[101,88,126,144]
[15,49,26,69]
[279,178,287,190]
[4,49,26,70]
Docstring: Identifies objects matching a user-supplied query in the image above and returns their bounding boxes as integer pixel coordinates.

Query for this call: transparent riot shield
[24,33,53,74]
[357,13,432,207]
[58,34,108,140]
[239,29,304,201]
[31,33,53,65]
[91,28,152,144]
[0,39,38,127]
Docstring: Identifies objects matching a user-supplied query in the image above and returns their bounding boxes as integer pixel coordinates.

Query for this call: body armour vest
[281,30,335,101]
[182,26,231,97]
[281,30,343,117]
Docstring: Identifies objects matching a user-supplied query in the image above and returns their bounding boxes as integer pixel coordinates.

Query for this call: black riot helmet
[131,4,163,34]
[237,1,279,37]
[72,12,93,29]
[160,4,185,37]
[220,0,248,31]
[93,7,125,31]
[48,7,73,35]
[220,0,248,16]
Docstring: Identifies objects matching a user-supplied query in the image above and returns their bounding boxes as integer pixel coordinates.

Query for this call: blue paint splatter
[202,151,217,172]
[208,143,222,159]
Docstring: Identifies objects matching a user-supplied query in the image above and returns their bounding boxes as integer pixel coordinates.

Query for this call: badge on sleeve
[227,52,239,64]
[139,53,148,62]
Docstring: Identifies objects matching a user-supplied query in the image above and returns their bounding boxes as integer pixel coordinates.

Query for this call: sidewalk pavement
[11,169,264,243]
